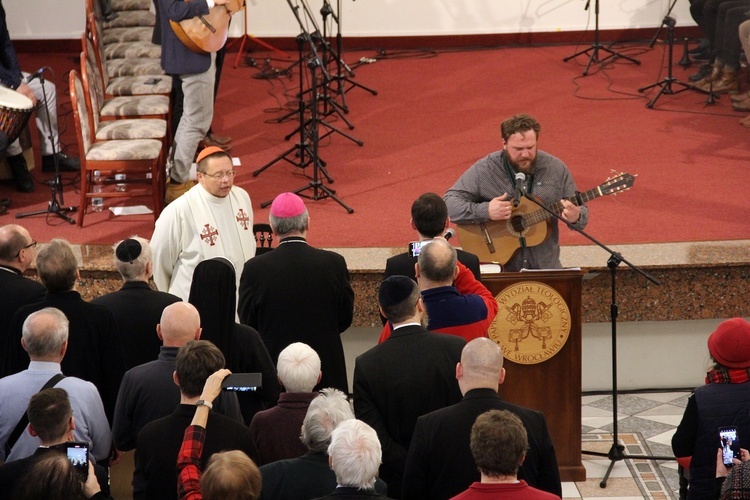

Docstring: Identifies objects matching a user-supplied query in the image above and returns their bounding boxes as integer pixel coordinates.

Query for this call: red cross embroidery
[200,224,219,246]
[236,208,250,230]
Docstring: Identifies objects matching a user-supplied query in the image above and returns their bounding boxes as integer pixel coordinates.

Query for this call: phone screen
[719,427,740,466]
[409,240,433,258]
[66,442,89,480]
[221,373,262,392]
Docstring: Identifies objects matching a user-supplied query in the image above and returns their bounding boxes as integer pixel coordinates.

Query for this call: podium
[483,269,586,482]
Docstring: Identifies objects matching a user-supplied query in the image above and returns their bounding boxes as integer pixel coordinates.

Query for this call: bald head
[417,237,457,287]
[0,224,33,270]
[158,302,201,347]
[457,338,504,394]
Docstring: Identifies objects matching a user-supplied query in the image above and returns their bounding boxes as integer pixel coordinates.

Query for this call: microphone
[443,228,455,240]
[512,172,526,208]
[25,67,46,83]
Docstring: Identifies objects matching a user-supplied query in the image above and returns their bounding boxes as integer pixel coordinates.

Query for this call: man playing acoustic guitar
[444,114,588,271]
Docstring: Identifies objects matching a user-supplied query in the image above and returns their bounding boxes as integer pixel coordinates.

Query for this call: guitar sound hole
[508,215,525,236]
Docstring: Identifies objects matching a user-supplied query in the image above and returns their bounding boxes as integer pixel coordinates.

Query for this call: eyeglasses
[200,170,236,180]
[16,241,37,257]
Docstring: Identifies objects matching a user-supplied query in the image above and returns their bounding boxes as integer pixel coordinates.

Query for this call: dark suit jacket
[0,265,45,366]
[0,1,22,89]
[402,388,562,499]
[353,325,465,497]
[384,249,481,282]
[0,446,110,499]
[91,281,181,370]
[6,291,126,422]
[156,0,211,74]
[260,451,388,500]
[134,404,258,500]
[239,237,354,394]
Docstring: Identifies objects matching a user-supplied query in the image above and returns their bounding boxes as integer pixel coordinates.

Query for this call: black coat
[134,404,258,500]
[402,388,562,499]
[0,266,45,367]
[384,249,481,282]
[353,325,465,498]
[6,291,126,422]
[239,238,354,394]
[91,281,181,370]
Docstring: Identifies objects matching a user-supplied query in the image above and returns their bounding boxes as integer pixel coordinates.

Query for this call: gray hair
[22,308,69,358]
[277,343,321,393]
[418,237,457,284]
[269,211,309,237]
[36,239,78,293]
[301,388,353,452]
[114,236,152,282]
[328,419,382,489]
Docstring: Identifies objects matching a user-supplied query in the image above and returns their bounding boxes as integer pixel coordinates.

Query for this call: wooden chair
[69,70,164,227]
[86,0,155,30]
[87,13,163,78]
[253,223,274,255]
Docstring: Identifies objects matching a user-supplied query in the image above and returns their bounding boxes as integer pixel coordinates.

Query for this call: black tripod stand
[638,16,694,109]
[522,191,673,488]
[16,69,77,224]
[563,0,640,76]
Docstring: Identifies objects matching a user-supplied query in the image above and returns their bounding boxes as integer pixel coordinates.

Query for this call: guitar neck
[524,186,601,226]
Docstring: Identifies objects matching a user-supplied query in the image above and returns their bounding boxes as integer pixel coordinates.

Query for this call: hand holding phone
[221,373,262,392]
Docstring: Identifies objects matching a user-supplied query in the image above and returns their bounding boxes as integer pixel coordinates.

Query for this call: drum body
[0,86,34,143]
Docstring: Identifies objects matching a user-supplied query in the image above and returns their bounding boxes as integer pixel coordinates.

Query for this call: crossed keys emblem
[504,296,553,351]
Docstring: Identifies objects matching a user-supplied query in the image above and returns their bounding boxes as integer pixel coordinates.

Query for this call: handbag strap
[5,373,66,457]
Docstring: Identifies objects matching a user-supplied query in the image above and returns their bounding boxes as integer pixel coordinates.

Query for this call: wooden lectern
[482,269,586,482]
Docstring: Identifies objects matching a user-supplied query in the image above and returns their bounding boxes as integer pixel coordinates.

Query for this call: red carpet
[3,43,749,248]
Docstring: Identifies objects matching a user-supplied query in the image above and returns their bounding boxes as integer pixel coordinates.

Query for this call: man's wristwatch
[195,400,213,409]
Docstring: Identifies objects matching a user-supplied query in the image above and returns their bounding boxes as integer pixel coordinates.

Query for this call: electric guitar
[455,172,635,264]
[170,0,244,54]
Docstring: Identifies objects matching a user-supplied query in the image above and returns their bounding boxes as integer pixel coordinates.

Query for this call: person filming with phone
[0,388,110,498]
[672,318,750,499]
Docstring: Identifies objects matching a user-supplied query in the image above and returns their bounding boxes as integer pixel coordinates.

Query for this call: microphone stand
[16,71,77,224]
[521,193,672,488]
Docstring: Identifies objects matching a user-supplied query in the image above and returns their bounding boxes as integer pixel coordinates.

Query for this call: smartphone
[408,240,432,258]
[719,426,740,467]
[143,77,161,85]
[222,373,262,392]
[66,442,89,480]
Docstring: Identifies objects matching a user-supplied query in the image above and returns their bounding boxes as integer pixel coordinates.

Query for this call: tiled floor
[565,390,691,499]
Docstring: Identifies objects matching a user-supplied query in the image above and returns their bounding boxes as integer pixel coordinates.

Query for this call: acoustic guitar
[455,172,635,264]
[170,0,245,55]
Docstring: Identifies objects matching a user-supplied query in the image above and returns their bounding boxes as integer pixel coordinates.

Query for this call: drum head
[0,86,34,110]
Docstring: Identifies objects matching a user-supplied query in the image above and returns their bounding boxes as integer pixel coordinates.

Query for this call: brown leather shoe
[708,69,739,93]
[164,179,195,204]
[199,136,232,152]
[740,115,750,128]
[206,132,232,146]
[733,99,750,111]
[731,91,750,103]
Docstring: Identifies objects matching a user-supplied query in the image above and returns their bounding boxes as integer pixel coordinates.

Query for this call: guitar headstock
[598,172,635,196]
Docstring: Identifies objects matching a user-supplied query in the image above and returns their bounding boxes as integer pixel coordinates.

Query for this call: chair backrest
[68,70,94,157]
[84,15,111,87]
[79,50,103,131]
[253,223,274,254]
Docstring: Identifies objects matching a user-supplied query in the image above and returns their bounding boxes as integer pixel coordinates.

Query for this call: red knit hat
[708,318,750,369]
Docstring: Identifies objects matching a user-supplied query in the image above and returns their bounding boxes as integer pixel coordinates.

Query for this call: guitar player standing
[443,114,588,271]
[157,0,228,204]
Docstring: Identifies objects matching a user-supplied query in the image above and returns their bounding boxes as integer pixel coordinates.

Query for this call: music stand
[563,0,640,76]
[522,193,673,489]
[15,70,77,224]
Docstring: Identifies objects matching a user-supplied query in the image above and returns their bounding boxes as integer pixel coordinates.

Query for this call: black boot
[7,154,34,193]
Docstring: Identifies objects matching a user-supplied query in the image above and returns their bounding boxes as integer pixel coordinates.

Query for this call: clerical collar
[278,236,307,245]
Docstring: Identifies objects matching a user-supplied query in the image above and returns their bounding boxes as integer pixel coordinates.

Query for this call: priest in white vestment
[151,146,256,301]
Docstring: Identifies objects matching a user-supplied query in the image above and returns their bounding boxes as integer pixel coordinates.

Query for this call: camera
[222,373,262,392]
